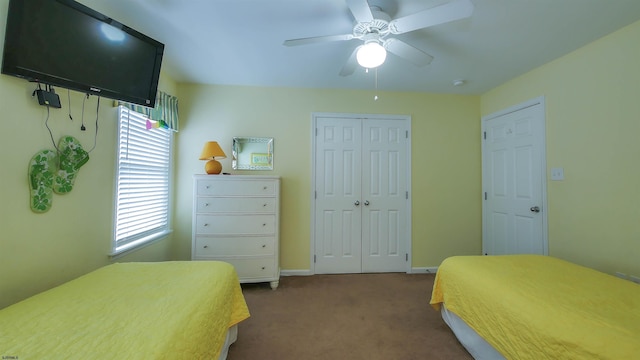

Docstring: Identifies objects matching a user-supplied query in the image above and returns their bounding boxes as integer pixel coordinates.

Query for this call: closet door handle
[364,200,370,206]
[354,200,360,206]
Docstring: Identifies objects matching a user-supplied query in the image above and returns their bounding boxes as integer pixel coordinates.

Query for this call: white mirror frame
[232,137,274,170]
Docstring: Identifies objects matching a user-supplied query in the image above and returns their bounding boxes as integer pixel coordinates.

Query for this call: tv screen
[2,0,164,107]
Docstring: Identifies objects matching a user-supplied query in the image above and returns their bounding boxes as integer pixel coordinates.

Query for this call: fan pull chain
[365,67,380,101]
[374,68,379,101]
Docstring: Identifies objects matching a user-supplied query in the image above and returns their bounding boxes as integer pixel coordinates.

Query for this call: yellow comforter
[430,255,640,359]
[0,261,250,359]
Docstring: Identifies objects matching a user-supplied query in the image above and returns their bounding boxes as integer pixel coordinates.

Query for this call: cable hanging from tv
[34,83,101,154]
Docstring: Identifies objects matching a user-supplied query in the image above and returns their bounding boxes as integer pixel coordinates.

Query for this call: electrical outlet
[615,272,627,279]
[550,167,564,181]
[629,275,640,285]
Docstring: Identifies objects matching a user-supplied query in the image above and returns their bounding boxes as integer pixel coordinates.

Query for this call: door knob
[530,206,540,213]
[354,200,360,206]
[364,200,370,206]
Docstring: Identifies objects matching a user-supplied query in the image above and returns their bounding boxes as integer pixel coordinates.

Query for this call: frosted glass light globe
[356,42,387,69]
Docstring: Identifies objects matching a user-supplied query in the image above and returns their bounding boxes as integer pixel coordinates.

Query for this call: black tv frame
[1,0,165,107]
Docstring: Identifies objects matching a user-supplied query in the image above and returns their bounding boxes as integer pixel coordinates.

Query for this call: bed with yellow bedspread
[0,261,250,359]
[430,255,640,359]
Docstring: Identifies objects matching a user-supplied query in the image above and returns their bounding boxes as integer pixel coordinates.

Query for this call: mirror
[232,137,274,170]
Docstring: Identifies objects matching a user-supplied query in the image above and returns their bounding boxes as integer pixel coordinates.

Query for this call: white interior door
[361,119,409,272]
[482,98,548,255]
[314,116,362,273]
[313,113,411,274]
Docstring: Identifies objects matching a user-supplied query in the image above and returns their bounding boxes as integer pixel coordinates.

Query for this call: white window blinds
[113,106,172,255]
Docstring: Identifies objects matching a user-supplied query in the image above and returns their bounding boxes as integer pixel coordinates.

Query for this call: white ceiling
[81,0,640,95]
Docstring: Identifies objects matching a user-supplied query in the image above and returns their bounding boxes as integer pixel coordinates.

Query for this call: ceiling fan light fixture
[356,41,387,69]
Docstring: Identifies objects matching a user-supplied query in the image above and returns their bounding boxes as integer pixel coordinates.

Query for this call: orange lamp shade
[199,141,227,174]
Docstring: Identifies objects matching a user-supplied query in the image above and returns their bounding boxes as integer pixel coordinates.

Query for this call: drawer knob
[204,203,209,207]
[262,223,266,226]
[261,266,266,270]
[262,244,266,248]
[263,186,267,190]
[263,203,267,207]
[203,245,208,249]
[205,185,210,189]
[203,223,209,227]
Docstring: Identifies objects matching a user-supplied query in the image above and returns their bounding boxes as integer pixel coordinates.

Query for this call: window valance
[115,91,179,131]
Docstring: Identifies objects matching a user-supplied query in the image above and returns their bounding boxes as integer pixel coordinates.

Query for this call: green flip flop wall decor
[28,149,58,213]
[53,136,89,194]
[27,136,90,213]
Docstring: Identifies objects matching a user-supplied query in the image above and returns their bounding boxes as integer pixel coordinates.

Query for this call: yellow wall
[173,85,482,271]
[10,0,637,310]
[0,2,177,308]
[0,0,480,308]
[481,21,640,276]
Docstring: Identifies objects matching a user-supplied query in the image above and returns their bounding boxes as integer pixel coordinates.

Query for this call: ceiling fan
[283,0,474,76]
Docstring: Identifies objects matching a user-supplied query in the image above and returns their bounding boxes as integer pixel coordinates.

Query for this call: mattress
[0,261,250,359]
[218,324,239,360]
[440,303,505,360]
[430,255,640,359]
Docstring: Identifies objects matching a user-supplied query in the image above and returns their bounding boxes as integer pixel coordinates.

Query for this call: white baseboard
[281,268,438,276]
[411,267,439,274]
[280,269,313,276]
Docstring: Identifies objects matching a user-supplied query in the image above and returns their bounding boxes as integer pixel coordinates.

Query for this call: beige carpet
[227,273,473,360]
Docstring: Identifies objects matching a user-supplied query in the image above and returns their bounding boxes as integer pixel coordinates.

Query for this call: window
[112,106,172,255]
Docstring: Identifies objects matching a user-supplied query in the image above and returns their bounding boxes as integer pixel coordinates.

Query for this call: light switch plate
[550,167,564,181]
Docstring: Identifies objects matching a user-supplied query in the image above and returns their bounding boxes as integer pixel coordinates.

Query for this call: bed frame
[430,255,640,359]
[0,261,250,359]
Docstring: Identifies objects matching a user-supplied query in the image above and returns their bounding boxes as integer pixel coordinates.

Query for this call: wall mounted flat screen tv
[2,0,164,107]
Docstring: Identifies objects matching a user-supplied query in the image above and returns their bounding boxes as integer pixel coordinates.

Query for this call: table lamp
[199,141,227,174]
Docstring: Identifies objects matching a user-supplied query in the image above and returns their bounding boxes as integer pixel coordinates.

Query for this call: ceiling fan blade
[339,47,359,76]
[384,38,434,67]
[283,34,354,47]
[389,0,474,34]
[346,0,374,23]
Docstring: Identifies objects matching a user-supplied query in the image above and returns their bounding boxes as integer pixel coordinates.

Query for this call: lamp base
[204,159,222,174]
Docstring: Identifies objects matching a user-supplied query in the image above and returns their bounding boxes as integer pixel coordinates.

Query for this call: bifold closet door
[361,119,409,272]
[314,117,363,273]
[314,115,409,274]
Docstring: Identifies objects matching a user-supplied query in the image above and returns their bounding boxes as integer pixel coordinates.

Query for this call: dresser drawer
[195,214,275,235]
[225,258,277,280]
[197,179,276,196]
[195,197,276,213]
[193,236,274,257]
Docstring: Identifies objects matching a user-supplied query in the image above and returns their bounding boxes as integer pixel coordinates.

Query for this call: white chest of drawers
[192,175,280,289]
